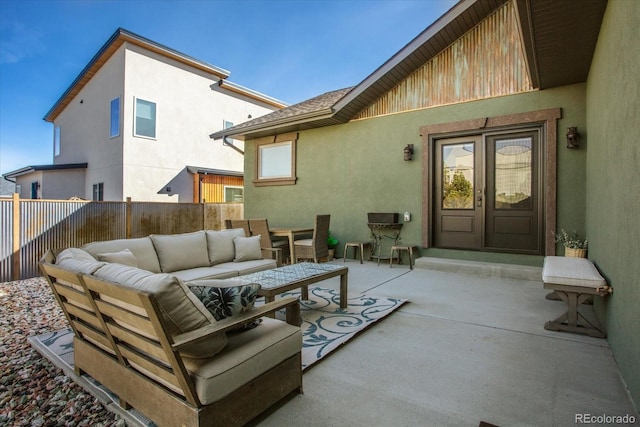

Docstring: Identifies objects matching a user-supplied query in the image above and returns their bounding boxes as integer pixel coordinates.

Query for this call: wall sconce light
[404,144,414,161]
[566,127,580,149]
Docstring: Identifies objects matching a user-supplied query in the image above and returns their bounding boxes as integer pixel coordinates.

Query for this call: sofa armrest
[171,296,300,350]
[261,247,283,267]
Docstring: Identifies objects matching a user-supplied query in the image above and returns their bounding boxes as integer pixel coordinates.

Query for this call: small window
[134,98,156,138]
[54,126,61,157]
[253,133,298,186]
[110,97,120,138]
[92,183,104,201]
[224,185,244,202]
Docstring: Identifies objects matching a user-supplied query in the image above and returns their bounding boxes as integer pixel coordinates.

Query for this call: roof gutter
[209,108,335,140]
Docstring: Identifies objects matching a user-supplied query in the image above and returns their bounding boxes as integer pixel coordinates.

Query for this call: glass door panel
[442,143,475,209]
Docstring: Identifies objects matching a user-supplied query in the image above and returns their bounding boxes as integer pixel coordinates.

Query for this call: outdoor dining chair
[294,214,330,263]
[227,219,251,237]
[249,218,290,266]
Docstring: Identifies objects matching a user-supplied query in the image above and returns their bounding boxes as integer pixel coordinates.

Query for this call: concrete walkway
[254,258,638,427]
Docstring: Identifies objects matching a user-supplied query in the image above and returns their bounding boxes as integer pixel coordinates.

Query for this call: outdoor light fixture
[566,127,580,149]
[404,144,414,161]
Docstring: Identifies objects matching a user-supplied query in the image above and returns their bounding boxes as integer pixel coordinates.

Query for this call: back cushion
[150,231,210,273]
[56,247,106,275]
[206,229,245,265]
[83,237,161,273]
[93,263,227,358]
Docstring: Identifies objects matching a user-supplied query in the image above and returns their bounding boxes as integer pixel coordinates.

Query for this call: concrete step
[414,256,542,281]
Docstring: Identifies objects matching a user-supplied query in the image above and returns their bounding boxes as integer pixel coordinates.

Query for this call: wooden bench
[542,256,612,338]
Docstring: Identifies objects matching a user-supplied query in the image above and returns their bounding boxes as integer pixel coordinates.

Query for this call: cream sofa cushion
[83,237,161,273]
[95,248,138,267]
[56,248,106,276]
[183,317,301,404]
[233,235,263,262]
[150,231,210,273]
[93,263,227,359]
[206,229,245,265]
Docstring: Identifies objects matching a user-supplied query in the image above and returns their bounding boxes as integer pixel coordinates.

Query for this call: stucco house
[3,28,285,202]
[212,0,639,409]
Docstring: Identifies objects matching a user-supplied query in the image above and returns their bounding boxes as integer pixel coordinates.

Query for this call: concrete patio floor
[253,257,638,427]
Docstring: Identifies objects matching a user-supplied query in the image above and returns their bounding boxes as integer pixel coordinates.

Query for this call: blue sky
[0,0,456,175]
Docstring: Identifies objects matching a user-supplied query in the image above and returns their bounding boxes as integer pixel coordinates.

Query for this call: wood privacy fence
[0,194,243,282]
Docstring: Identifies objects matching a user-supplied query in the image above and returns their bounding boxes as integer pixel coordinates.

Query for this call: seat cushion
[83,237,161,273]
[150,231,210,273]
[171,266,239,281]
[183,317,301,404]
[93,263,227,359]
[542,256,606,288]
[206,229,245,265]
[217,259,277,276]
[294,239,313,247]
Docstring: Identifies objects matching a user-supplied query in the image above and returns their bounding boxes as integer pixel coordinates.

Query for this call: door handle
[477,190,483,207]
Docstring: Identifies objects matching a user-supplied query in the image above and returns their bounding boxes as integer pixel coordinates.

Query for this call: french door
[433,130,542,254]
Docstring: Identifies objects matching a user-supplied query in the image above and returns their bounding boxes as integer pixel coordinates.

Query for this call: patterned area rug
[31,287,407,373]
[29,287,406,425]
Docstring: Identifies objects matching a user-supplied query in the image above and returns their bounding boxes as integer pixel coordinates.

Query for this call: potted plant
[554,229,588,258]
[327,231,339,261]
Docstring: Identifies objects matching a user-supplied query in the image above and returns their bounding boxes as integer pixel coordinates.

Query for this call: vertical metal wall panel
[0,200,13,282]
[0,199,235,281]
[356,2,532,120]
[18,200,128,278]
[130,202,204,237]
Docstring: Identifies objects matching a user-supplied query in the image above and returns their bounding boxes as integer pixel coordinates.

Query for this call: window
[134,98,156,138]
[54,126,60,157]
[92,183,104,201]
[253,133,298,186]
[110,97,120,138]
[224,185,244,202]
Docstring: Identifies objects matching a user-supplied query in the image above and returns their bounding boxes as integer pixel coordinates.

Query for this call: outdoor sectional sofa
[38,229,303,426]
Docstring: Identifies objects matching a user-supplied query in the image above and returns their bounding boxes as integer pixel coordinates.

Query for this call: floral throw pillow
[188,281,262,332]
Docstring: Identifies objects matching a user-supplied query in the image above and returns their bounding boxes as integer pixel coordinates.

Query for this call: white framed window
[134,98,156,138]
[253,133,298,186]
[92,183,104,201]
[54,125,61,157]
[224,185,244,202]
[110,97,120,138]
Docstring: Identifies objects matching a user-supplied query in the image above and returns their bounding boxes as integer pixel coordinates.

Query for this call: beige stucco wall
[51,41,278,201]
[53,47,125,200]
[587,0,640,408]
[245,84,587,267]
[120,44,273,202]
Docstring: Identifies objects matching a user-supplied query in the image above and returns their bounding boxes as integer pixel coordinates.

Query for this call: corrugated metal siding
[200,175,243,203]
[355,1,533,120]
[130,202,204,237]
[0,198,241,282]
[0,200,13,281]
[18,200,126,278]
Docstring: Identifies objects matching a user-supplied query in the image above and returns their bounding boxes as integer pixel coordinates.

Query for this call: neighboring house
[212,0,640,408]
[2,28,285,202]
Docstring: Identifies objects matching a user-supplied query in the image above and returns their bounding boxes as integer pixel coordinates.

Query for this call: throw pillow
[188,279,262,332]
[96,248,138,267]
[233,235,263,262]
[150,231,210,273]
[206,228,245,265]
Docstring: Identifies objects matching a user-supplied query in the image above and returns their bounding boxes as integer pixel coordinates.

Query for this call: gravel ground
[0,277,124,426]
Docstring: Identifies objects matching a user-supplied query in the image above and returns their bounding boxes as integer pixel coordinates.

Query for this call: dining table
[269,226,314,263]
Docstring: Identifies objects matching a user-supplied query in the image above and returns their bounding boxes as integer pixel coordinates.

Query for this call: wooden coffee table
[241,262,348,308]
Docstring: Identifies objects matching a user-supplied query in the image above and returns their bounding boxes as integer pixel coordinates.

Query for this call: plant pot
[564,247,587,258]
[327,248,335,261]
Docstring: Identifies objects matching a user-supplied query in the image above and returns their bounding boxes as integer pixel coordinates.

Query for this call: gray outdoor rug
[29,286,406,425]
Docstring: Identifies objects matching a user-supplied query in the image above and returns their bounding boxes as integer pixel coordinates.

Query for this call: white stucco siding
[120,45,275,201]
[41,169,86,200]
[53,47,126,200]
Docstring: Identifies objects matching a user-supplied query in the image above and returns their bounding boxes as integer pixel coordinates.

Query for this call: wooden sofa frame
[40,251,303,426]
